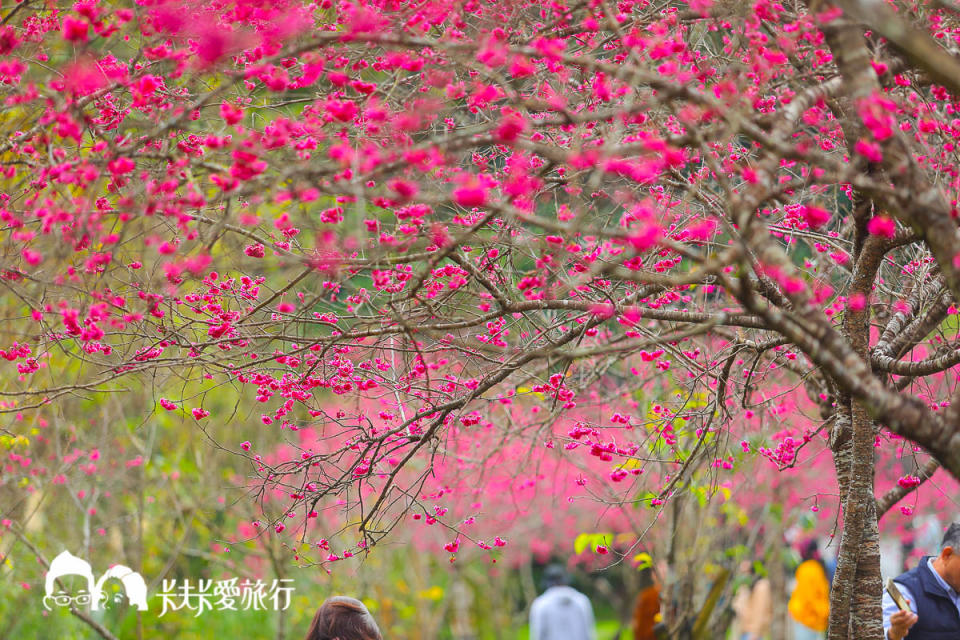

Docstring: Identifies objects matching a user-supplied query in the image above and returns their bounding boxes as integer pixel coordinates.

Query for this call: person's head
[800,538,820,563]
[304,596,382,640]
[934,522,960,591]
[542,563,569,590]
[637,566,655,590]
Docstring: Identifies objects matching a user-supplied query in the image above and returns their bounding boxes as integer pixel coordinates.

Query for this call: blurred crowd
[298,516,958,640]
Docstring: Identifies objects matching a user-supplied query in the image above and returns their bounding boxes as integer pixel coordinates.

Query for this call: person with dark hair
[530,564,596,640]
[788,539,830,640]
[883,521,960,640]
[304,596,383,640]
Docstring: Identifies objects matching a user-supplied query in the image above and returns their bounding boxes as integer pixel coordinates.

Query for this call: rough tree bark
[824,211,886,640]
[816,6,905,637]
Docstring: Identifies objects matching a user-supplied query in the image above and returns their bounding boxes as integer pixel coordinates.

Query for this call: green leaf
[573,533,612,554]
[574,533,592,555]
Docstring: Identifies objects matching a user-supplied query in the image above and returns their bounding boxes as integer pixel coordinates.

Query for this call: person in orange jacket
[632,567,660,640]
[788,539,830,640]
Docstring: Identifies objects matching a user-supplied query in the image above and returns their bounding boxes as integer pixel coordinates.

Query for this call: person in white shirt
[530,564,597,640]
[882,522,960,640]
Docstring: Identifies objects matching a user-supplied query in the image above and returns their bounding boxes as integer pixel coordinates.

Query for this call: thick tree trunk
[824,195,886,639]
[826,186,885,639]
[829,400,883,640]
[850,505,883,640]
[828,404,858,640]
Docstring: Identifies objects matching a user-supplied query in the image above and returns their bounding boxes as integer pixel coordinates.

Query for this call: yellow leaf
[633,553,652,569]
[417,585,444,600]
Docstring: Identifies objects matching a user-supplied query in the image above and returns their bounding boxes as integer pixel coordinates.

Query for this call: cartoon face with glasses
[42,550,148,611]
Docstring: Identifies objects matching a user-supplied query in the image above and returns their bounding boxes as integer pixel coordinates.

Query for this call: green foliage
[574,532,613,555]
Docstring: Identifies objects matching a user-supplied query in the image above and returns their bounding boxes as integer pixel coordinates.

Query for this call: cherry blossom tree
[4,0,960,638]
